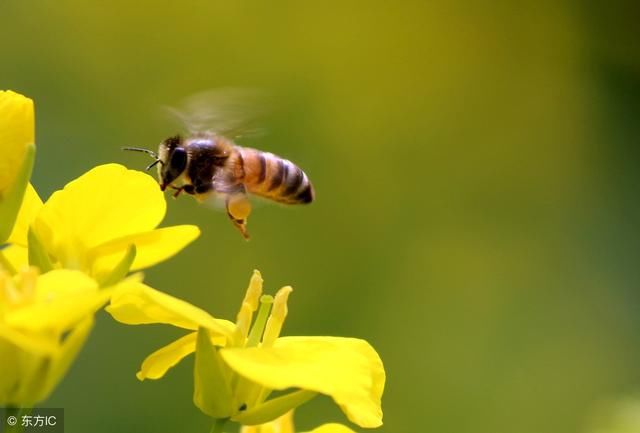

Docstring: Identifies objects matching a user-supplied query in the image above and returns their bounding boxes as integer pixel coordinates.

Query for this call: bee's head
[123,134,188,191]
[157,135,188,191]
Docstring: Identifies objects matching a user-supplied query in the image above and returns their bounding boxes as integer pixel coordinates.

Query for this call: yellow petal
[0,91,34,193]
[240,410,295,433]
[136,331,227,381]
[4,270,107,333]
[7,183,43,247]
[3,341,50,405]
[1,244,28,272]
[0,323,58,355]
[31,164,166,266]
[32,268,97,299]
[35,316,94,403]
[137,332,197,380]
[2,317,94,406]
[306,424,358,433]
[221,337,385,428]
[88,225,200,279]
[106,283,236,341]
[237,409,357,433]
[0,336,21,403]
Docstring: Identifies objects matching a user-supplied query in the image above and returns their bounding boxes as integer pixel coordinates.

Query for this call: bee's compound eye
[169,148,188,173]
[162,147,189,189]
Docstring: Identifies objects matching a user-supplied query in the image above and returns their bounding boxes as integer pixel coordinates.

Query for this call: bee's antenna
[122,146,159,158]
[122,147,164,171]
[145,160,162,171]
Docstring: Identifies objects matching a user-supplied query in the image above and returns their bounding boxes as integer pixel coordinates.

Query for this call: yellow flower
[6,163,199,282]
[0,90,36,243]
[106,271,385,429]
[241,410,357,433]
[0,267,135,405]
[0,91,33,192]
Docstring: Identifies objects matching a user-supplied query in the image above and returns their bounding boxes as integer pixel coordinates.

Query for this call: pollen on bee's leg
[227,194,252,220]
[225,193,252,239]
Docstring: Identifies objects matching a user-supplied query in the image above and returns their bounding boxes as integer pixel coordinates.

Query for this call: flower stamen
[246,295,273,348]
[1,266,39,310]
[235,270,263,341]
[261,286,292,348]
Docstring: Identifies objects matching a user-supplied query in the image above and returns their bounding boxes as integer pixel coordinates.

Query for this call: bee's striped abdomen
[239,147,314,204]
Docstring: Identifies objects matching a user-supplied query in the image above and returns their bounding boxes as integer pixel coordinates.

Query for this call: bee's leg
[225,191,252,240]
[171,184,196,198]
[171,186,183,198]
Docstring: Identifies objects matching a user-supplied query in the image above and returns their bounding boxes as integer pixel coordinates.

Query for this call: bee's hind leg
[225,191,252,240]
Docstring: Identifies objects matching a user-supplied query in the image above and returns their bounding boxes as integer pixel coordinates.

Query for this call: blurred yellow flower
[0,267,135,405]
[107,270,385,429]
[586,396,640,433]
[241,410,357,433]
[0,90,35,243]
[5,164,200,282]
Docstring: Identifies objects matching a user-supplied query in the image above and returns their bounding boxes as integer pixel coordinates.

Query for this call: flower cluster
[107,270,384,431]
[0,91,199,407]
[0,90,386,432]
[5,163,200,283]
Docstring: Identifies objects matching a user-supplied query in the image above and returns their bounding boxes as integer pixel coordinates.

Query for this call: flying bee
[124,91,314,239]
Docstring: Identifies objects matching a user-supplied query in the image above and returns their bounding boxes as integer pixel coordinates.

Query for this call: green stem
[209,418,227,433]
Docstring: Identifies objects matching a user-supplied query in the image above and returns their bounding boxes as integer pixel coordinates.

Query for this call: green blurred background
[2,1,639,432]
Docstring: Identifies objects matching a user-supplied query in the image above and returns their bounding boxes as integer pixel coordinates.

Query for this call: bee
[124,96,315,239]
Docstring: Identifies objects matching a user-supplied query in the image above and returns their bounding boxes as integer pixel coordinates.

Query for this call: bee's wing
[163,88,268,139]
[199,191,266,211]
[199,173,269,213]
[198,189,228,211]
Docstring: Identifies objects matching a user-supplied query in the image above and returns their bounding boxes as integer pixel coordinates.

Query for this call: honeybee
[124,92,314,239]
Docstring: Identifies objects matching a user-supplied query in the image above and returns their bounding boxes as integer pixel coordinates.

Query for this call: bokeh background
[2,1,639,432]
